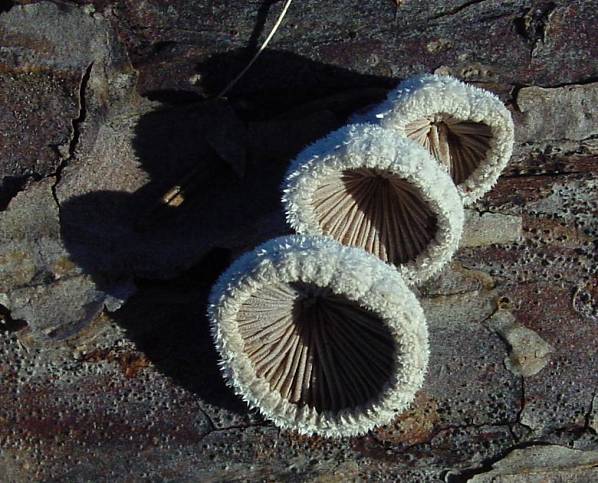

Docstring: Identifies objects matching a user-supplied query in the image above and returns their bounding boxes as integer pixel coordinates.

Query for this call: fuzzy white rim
[363,74,514,205]
[282,123,464,284]
[208,235,429,438]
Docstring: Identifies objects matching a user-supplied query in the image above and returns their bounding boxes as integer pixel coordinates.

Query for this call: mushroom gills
[404,114,492,185]
[236,282,396,413]
[312,168,438,266]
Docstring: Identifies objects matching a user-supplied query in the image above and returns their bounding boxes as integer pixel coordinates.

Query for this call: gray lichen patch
[421,289,521,428]
[0,178,130,342]
[465,445,598,482]
[460,209,522,248]
[485,309,554,377]
[526,178,597,241]
[516,83,598,145]
[418,261,495,297]
[0,1,129,72]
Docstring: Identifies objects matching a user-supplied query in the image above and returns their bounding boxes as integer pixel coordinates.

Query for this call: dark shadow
[210,52,392,118]
[60,48,395,414]
[0,303,28,333]
[110,247,248,413]
[0,1,15,15]
[150,49,394,118]
[0,175,31,211]
[287,283,396,413]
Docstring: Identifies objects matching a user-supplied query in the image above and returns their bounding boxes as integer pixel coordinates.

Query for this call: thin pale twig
[217,0,294,99]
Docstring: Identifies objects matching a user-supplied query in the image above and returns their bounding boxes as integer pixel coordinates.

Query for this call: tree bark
[0,1,596,480]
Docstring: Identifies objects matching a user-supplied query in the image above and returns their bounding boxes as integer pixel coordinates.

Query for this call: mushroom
[282,123,463,284]
[208,235,429,437]
[365,74,514,205]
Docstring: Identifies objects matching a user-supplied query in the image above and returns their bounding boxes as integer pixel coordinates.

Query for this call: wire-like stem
[217,0,294,99]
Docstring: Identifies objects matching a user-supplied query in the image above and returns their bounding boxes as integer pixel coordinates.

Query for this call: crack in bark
[509,83,525,113]
[369,421,517,461]
[502,170,591,179]
[582,393,596,434]
[509,77,598,115]
[392,0,503,34]
[516,376,532,432]
[445,440,563,482]
[513,2,557,59]
[437,421,517,434]
[0,62,98,212]
[531,4,556,59]
[4,272,96,293]
[421,288,494,300]
[510,78,598,92]
[68,63,94,160]
[538,77,598,89]
[196,405,217,435]
[50,62,94,210]
[428,0,490,22]
[509,78,598,117]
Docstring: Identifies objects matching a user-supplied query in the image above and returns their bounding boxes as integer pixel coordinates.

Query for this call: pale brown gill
[405,114,492,185]
[313,168,438,266]
[237,283,396,413]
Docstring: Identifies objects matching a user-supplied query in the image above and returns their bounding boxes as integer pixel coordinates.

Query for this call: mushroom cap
[362,74,514,205]
[282,123,464,285]
[208,235,429,438]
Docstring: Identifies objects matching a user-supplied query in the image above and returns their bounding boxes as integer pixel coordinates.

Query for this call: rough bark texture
[0,0,597,481]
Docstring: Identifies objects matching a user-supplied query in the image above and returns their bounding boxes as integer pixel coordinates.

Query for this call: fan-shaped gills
[236,282,396,413]
[404,114,492,185]
[312,168,438,266]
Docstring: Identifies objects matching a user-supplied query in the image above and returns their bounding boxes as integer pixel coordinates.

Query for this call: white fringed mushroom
[363,74,514,205]
[282,123,463,284]
[208,235,429,438]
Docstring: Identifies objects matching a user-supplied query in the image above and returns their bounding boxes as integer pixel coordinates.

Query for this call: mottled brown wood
[0,0,596,481]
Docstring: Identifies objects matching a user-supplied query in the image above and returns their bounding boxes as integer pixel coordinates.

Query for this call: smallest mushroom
[362,74,515,205]
[208,235,429,438]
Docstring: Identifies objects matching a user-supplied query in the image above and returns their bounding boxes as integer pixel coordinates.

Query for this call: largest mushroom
[208,235,429,437]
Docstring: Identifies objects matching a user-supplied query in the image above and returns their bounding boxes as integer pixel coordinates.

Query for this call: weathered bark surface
[0,0,596,480]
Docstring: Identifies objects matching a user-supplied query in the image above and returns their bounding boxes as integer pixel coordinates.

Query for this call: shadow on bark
[59,48,394,414]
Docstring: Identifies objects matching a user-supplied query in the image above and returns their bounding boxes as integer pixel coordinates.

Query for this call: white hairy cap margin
[208,235,429,438]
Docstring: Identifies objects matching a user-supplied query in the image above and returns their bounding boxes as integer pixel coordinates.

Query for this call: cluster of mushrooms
[208,74,514,438]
